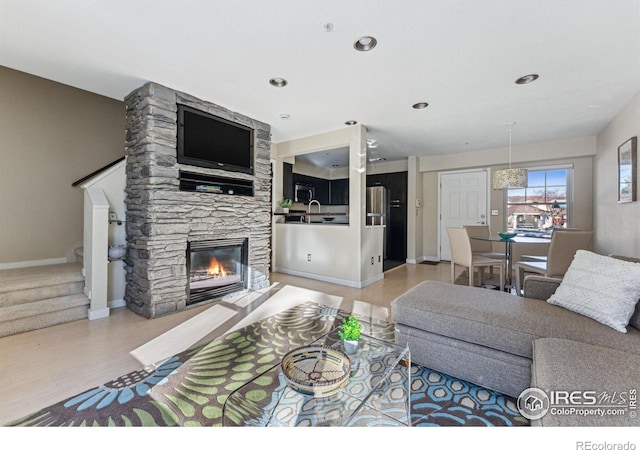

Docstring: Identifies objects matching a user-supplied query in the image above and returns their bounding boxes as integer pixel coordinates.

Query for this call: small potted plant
[338,314,361,354]
[278,198,292,213]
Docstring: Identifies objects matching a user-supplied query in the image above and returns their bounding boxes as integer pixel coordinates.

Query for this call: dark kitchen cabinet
[384,172,407,205]
[330,178,349,205]
[385,172,408,262]
[283,162,294,201]
[291,174,349,205]
[387,202,407,261]
[314,178,329,204]
[366,173,386,187]
[366,171,408,262]
[292,173,329,204]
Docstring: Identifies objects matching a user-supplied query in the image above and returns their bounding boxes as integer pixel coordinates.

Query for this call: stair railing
[83,187,110,320]
[72,157,125,187]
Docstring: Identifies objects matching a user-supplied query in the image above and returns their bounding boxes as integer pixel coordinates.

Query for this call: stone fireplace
[123,82,271,319]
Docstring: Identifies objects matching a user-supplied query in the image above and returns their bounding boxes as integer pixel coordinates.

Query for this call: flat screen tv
[177,104,254,174]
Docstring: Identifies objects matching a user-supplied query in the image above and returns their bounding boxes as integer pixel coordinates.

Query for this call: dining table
[471,234,551,292]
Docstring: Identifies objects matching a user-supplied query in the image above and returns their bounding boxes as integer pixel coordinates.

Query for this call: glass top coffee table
[222,326,411,427]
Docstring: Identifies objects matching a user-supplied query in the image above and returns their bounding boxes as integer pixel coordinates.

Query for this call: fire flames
[207,257,227,277]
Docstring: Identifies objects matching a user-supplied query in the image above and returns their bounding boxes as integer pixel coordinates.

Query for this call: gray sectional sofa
[391,271,640,426]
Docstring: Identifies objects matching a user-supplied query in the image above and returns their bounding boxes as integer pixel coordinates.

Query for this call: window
[506,168,572,235]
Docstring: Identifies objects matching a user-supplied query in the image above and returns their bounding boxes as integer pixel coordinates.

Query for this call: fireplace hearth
[187,238,248,305]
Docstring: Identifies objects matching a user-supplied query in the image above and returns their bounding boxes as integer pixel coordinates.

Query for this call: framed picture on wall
[618,136,637,203]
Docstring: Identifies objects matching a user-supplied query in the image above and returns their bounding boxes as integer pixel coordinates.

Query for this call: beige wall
[419,138,596,261]
[594,90,640,257]
[0,66,125,264]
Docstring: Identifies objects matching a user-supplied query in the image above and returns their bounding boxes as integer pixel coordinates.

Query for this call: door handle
[477,221,485,224]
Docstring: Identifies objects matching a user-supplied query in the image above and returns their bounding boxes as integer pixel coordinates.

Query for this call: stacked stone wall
[124,82,271,318]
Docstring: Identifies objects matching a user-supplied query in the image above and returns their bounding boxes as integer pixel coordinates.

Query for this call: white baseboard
[274,267,375,288]
[407,256,440,264]
[109,298,126,309]
[360,273,384,287]
[0,257,69,271]
[88,307,110,320]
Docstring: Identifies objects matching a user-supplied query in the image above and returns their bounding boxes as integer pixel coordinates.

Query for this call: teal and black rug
[6,302,527,427]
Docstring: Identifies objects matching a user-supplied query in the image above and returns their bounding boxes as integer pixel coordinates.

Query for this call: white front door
[439,170,489,261]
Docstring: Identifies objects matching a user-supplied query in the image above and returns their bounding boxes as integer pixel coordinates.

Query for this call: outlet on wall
[371,256,374,265]
[307,253,311,262]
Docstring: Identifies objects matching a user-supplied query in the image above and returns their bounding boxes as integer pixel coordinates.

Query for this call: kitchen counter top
[273,212,348,216]
[275,211,349,225]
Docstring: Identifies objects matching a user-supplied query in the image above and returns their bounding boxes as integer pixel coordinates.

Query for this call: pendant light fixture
[492,122,528,189]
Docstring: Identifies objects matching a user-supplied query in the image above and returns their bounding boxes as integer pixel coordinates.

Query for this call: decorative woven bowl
[498,232,517,240]
[280,346,351,397]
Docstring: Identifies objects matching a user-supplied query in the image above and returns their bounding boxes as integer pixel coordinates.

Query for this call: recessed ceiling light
[515,74,539,85]
[345,120,358,125]
[279,113,290,120]
[353,36,377,52]
[269,77,288,87]
[412,102,429,109]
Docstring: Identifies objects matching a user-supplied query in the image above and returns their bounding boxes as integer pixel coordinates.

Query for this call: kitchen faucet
[308,199,321,214]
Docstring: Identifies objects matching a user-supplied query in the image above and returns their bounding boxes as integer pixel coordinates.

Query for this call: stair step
[0,293,90,338]
[0,262,85,306]
[0,293,89,322]
[0,262,90,337]
[0,281,85,307]
[74,247,84,265]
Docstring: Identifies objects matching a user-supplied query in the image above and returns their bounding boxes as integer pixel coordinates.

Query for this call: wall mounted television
[177,104,254,174]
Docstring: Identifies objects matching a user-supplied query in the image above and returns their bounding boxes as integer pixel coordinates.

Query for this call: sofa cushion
[631,302,640,331]
[547,250,640,333]
[395,323,531,398]
[391,281,640,359]
[608,255,640,331]
[530,338,640,426]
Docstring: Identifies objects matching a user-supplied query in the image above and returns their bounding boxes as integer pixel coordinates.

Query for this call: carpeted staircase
[0,262,90,338]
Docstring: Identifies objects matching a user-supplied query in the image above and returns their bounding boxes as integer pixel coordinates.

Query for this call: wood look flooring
[0,262,451,425]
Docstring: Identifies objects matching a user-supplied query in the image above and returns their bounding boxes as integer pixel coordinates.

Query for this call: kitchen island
[273,220,384,288]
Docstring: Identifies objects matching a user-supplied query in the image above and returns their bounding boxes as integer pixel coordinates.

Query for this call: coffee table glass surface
[222,326,411,427]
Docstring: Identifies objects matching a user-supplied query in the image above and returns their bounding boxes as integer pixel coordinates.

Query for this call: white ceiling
[1,0,639,162]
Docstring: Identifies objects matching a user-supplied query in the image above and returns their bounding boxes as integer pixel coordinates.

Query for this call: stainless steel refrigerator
[366,186,387,258]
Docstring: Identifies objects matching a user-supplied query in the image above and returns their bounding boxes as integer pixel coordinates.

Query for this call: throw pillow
[547,250,640,333]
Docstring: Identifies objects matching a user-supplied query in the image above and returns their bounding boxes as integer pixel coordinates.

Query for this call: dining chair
[447,227,505,291]
[519,228,584,262]
[463,225,507,260]
[463,225,507,279]
[514,230,594,296]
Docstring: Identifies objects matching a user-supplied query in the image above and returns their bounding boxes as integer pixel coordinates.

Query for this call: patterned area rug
[6,301,527,427]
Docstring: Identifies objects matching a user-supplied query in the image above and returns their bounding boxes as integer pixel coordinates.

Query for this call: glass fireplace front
[187,238,248,305]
